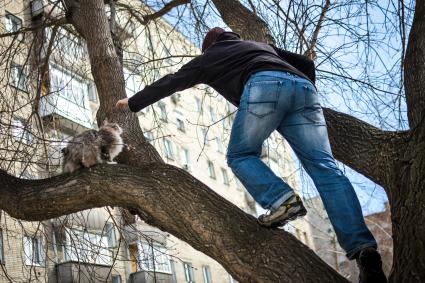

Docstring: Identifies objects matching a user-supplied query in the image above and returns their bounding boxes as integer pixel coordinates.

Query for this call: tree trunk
[389,133,425,281]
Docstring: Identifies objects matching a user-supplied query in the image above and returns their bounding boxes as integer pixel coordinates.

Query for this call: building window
[138,243,172,274]
[50,64,91,109]
[49,27,87,60]
[87,83,97,102]
[201,128,209,145]
[163,138,174,160]
[10,63,27,91]
[65,228,111,265]
[105,222,117,248]
[0,229,4,264]
[23,235,44,266]
[12,118,33,144]
[221,168,230,185]
[202,265,212,283]
[209,106,216,122]
[176,118,185,132]
[195,97,202,113]
[157,102,167,121]
[5,13,23,40]
[221,115,229,130]
[180,148,191,171]
[112,275,122,283]
[207,160,216,179]
[175,111,185,132]
[215,137,223,153]
[144,131,154,144]
[183,262,195,283]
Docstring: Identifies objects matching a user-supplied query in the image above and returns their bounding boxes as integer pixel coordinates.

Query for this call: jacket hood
[215,32,241,42]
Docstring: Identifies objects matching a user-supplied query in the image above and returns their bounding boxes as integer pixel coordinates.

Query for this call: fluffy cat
[61,120,124,173]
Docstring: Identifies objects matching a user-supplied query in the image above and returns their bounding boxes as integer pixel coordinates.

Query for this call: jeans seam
[247,81,281,118]
[346,243,378,260]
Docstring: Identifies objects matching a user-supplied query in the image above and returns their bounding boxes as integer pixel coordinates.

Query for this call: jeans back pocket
[247,80,281,118]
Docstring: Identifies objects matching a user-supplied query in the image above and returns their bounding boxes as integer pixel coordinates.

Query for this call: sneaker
[356,247,387,283]
[258,194,307,228]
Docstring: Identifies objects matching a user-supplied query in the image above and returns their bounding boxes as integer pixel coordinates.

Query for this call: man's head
[201,27,225,53]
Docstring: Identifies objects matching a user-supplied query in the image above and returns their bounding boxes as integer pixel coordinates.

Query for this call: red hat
[202,27,225,53]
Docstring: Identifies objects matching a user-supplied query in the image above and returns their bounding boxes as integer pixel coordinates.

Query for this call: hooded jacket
[128,32,315,112]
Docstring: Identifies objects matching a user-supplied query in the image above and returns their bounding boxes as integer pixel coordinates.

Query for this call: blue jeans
[226,70,377,259]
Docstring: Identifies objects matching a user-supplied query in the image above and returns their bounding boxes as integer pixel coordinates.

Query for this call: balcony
[39,64,95,131]
[56,261,113,283]
[129,271,174,283]
[39,92,93,130]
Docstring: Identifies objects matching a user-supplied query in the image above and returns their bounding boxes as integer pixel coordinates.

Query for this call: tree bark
[324,108,409,191]
[404,0,425,129]
[388,1,425,281]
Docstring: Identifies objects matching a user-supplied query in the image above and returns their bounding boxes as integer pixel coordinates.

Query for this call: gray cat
[61,120,124,173]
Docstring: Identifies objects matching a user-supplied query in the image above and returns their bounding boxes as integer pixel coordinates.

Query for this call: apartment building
[0,0,306,282]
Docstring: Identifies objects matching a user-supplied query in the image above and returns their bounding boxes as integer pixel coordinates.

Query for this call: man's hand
[116,98,129,110]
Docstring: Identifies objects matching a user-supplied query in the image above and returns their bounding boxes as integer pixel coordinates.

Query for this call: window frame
[10,62,28,91]
[180,148,191,171]
[5,12,23,41]
[209,106,216,122]
[194,97,202,113]
[183,262,195,283]
[11,117,33,145]
[138,242,172,274]
[157,102,168,122]
[207,160,216,179]
[201,128,209,146]
[64,228,112,265]
[202,265,212,283]
[221,168,230,186]
[23,235,44,266]
[175,111,186,132]
[163,138,174,160]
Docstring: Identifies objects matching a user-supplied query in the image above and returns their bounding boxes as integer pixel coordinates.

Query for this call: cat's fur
[61,120,123,173]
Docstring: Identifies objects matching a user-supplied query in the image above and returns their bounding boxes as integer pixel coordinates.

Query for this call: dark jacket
[128,32,315,112]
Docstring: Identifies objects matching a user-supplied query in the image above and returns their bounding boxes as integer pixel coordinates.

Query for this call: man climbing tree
[116,27,387,283]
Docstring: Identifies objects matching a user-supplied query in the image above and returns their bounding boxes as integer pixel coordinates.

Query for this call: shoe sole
[258,207,307,228]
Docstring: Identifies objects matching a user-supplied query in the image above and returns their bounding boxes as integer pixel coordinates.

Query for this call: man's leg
[276,79,377,258]
[226,73,294,211]
[276,78,386,282]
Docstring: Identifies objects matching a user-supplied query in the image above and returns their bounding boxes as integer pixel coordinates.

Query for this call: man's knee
[226,153,235,168]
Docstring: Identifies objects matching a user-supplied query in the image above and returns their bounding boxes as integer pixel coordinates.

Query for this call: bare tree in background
[0,0,423,282]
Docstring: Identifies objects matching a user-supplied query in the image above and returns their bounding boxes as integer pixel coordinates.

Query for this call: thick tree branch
[0,164,348,283]
[323,108,409,192]
[404,0,425,129]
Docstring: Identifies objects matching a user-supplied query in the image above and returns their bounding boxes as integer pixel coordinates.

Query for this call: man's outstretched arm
[118,55,204,112]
